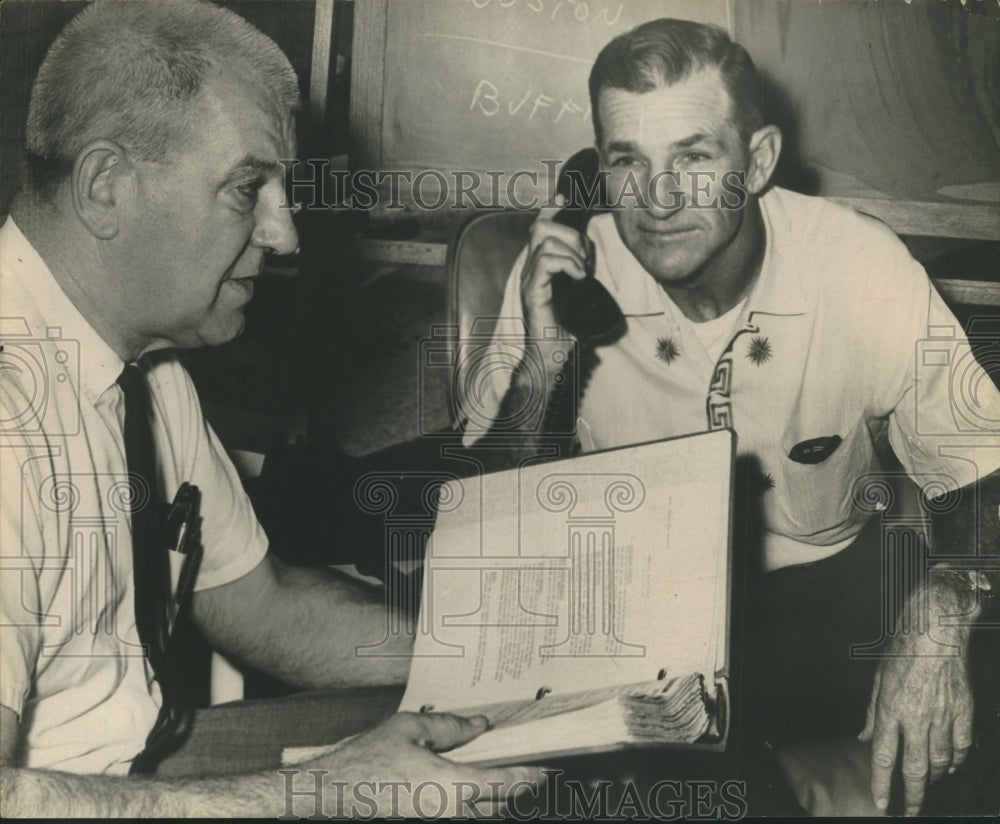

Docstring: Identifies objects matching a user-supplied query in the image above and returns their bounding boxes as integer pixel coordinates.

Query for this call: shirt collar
[744,187,807,318]
[587,187,808,320]
[0,217,125,402]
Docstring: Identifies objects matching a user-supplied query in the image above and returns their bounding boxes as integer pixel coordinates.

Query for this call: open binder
[398,429,735,766]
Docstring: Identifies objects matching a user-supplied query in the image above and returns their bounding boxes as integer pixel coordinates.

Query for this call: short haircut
[589,18,763,144]
[25,0,300,199]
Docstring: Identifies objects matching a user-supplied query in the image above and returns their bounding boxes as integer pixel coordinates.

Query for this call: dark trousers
[152,686,404,777]
[741,515,887,748]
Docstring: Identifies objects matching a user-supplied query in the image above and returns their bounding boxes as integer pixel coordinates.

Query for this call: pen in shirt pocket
[165,482,203,634]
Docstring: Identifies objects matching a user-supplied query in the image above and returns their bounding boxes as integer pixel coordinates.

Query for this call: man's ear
[745,125,782,195]
[71,140,130,239]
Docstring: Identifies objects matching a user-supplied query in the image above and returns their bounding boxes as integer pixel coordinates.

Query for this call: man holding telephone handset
[467,18,1000,816]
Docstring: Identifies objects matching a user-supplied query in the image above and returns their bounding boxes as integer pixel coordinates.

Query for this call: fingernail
[876,798,888,811]
[948,766,956,774]
[470,715,488,730]
[906,806,919,817]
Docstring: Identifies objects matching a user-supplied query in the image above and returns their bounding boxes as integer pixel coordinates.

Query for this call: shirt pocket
[772,423,876,539]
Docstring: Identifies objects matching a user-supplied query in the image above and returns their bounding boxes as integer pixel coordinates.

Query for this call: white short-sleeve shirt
[463,188,1000,570]
[0,219,269,773]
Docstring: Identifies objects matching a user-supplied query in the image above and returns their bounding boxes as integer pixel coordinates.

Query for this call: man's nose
[252,182,299,256]
[647,167,685,219]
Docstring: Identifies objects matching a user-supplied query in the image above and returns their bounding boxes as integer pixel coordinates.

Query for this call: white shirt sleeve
[147,360,269,591]
[0,383,45,718]
[868,255,1000,494]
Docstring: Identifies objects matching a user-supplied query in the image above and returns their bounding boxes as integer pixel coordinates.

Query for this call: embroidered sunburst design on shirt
[655,336,680,365]
[747,335,772,365]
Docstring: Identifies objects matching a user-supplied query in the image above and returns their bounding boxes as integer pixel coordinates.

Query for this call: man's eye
[236,183,260,200]
[610,156,637,168]
[233,181,263,210]
[681,151,710,164]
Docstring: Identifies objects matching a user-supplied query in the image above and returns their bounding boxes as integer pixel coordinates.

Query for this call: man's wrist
[931,563,996,601]
[922,565,985,631]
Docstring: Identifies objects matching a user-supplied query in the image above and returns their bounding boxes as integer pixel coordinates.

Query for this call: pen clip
[166,483,203,634]
[166,482,201,554]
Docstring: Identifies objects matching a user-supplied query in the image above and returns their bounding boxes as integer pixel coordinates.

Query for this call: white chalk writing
[470,79,591,125]
[463,0,624,27]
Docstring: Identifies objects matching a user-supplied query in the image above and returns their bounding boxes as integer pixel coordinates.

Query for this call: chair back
[444,210,537,427]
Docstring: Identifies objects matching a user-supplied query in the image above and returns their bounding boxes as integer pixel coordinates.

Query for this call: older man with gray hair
[0,1,538,816]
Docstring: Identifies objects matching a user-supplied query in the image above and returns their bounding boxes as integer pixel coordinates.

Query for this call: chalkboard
[376,0,728,175]
[353,0,1000,212]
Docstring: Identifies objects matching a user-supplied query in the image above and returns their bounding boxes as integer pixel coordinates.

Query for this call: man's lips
[228,256,267,281]
[226,276,256,297]
[225,258,266,294]
[638,225,698,237]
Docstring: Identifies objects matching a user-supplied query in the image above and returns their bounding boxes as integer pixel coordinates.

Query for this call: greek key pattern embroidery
[708,357,732,395]
[703,322,758,432]
[707,401,733,431]
[706,355,734,431]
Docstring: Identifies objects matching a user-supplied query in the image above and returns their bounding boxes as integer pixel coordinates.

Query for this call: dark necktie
[117,363,186,773]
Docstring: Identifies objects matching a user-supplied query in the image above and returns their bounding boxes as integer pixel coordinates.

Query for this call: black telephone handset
[548,150,626,346]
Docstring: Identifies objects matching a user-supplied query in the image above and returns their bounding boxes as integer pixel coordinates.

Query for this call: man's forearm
[930,468,1000,593]
[1,764,286,818]
[909,567,981,644]
[193,558,412,692]
[908,467,1000,642]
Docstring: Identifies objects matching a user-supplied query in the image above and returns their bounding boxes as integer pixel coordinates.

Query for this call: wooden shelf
[829,197,1000,242]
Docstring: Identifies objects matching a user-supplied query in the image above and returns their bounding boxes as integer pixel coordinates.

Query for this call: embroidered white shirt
[464,188,1000,570]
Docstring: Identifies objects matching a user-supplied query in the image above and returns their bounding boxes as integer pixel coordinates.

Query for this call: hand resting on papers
[289,712,545,817]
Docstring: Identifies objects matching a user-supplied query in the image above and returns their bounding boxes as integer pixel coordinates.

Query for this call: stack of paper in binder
[400,429,735,766]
